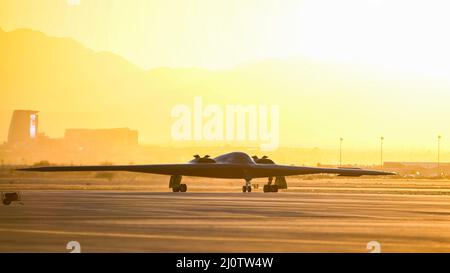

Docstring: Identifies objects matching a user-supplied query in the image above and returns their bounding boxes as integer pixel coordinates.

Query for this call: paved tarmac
[2,189,450,252]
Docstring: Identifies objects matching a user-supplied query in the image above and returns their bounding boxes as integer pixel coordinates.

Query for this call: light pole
[380,136,384,168]
[339,137,343,166]
[438,135,442,171]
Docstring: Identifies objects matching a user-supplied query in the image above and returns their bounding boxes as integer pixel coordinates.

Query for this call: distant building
[64,128,138,148]
[1,110,140,164]
[7,110,39,144]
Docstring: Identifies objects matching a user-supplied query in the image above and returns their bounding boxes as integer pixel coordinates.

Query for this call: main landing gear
[241,178,279,193]
[263,184,278,192]
[169,175,187,192]
[172,184,188,192]
[263,177,278,193]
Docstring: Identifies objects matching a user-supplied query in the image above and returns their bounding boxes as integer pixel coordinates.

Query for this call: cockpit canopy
[189,152,271,165]
[214,152,256,164]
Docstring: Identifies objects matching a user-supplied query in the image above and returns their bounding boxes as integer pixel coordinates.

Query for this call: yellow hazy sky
[1,0,450,163]
[0,0,449,74]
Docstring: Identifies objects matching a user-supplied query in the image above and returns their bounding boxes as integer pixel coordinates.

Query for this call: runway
[2,189,450,252]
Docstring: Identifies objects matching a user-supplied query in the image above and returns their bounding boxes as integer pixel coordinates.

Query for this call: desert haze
[1,28,450,158]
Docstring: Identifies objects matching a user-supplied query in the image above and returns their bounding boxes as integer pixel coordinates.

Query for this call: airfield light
[380,136,384,168]
[438,135,442,170]
[339,137,343,166]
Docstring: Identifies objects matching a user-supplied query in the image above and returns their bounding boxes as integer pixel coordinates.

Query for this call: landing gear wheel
[3,199,11,205]
[271,185,279,192]
[172,186,180,192]
[180,184,187,192]
[242,186,247,193]
[263,185,279,192]
[247,186,252,193]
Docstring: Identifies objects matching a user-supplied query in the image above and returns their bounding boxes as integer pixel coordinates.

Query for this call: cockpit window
[214,152,255,164]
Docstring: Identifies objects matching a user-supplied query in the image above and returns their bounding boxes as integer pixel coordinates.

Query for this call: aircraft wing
[17,164,219,176]
[247,164,395,177]
[18,164,395,178]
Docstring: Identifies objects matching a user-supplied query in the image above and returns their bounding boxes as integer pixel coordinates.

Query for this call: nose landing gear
[242,178,252,193]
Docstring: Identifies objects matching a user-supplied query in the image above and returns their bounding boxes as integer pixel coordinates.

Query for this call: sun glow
[299,0,450,76]
[1,0,450,163]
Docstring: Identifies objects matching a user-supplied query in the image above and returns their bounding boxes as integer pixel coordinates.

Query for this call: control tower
[7,110,39,144]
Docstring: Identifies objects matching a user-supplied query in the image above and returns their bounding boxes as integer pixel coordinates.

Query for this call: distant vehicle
[1,192,21,205]
[19,152,395,193]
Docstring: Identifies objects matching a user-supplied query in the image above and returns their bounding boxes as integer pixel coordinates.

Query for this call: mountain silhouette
[0,28,429,147]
